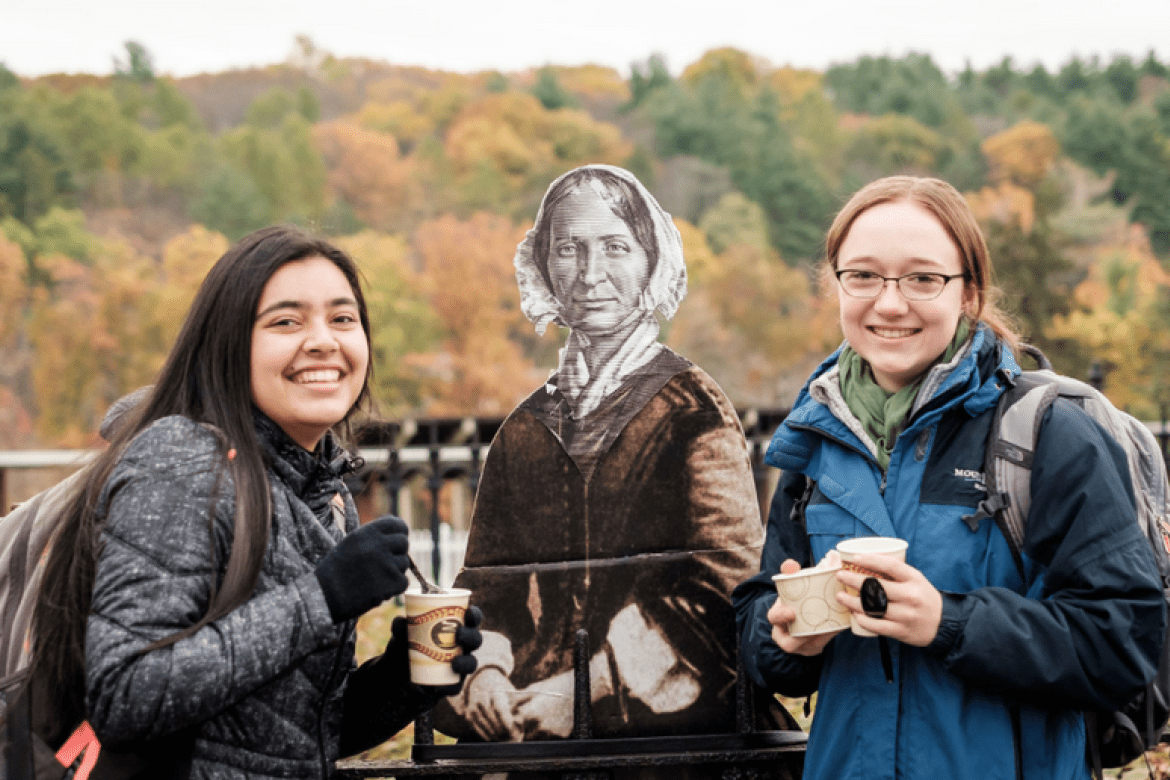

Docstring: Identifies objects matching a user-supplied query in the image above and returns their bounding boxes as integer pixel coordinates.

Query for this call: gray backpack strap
[963,373,1062,579]
[990,379,1061,561]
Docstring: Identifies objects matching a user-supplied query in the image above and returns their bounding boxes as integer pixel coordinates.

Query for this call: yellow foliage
[157,226,229,346]
[1047,226,1170,416]
[354,101,434,147]
[766,67,822,103]
[673,218,717,284]
[543,65,630,101]
[966,183,1037,234]
[335,230,439,413]
[846,114,944,175]
[681,48,765,96]
[982,121,1060,187]
[444,93,630,185]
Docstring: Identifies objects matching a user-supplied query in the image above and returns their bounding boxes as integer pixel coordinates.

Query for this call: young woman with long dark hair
[30,225,480,779]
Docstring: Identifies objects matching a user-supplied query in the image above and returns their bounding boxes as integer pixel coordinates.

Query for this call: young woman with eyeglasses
[733,176,1165,780]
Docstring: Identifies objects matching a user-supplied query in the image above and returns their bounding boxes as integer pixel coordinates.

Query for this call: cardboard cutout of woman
[433,165,770,745]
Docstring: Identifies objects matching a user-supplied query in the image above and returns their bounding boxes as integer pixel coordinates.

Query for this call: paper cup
[772,565,850,637]
[836,537,908,637]
[404,588,471,685]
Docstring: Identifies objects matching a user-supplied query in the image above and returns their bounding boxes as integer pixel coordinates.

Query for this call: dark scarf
[252,409,357,528]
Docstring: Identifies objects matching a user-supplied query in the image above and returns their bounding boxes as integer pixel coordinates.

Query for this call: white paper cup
[772,565,850,637]
[404,588,471,685]
[836,537,908,637]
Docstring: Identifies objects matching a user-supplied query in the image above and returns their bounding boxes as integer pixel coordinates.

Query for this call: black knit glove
[315,514,410,623]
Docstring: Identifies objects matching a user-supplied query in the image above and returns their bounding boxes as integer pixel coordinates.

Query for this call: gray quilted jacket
[85,413,419,779]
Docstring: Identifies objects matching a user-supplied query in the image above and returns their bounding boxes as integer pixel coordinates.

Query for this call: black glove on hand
[315,514,410,623]
[339,606,483,756]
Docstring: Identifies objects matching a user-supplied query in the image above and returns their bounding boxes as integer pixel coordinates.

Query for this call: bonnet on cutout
[513,164,688,335]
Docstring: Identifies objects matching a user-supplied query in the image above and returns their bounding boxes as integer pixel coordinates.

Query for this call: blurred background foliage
[3,41,1170,448]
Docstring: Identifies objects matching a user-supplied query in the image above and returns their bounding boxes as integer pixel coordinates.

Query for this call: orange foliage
[313,121,418,230]
[966,182,1037,234]
[0,237,25,349]
[29,242,163,445]
[412,213,539,415]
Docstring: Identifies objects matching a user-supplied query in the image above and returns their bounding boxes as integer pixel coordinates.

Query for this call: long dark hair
[30,225,372,739]
[531,167,659,292]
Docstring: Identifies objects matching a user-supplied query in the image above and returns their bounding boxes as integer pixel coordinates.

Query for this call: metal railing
[334,629,807,780]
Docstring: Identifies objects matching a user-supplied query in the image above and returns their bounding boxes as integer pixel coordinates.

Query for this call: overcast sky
[3,0,1168,79]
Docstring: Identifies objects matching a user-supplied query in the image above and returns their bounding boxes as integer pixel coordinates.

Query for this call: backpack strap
[961,371,1061,581]
[2,503,36,640]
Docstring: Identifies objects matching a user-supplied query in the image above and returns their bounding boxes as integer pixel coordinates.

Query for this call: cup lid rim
[771,564,841,580]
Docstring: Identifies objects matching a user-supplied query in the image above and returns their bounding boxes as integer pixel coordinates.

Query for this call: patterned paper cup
[404,588,471,685]
[772,565,850,637]
[836,537,908,637]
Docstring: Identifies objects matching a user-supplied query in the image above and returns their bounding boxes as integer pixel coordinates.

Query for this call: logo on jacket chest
[953,468,985,488]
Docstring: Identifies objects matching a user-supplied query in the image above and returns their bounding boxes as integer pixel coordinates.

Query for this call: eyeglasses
[835,269,968,301]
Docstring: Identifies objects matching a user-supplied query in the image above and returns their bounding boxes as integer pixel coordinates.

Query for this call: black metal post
[385,446,402,517]
[427,422,443,583]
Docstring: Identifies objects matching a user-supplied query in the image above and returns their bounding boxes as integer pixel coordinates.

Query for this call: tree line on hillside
[1,42,1169,448]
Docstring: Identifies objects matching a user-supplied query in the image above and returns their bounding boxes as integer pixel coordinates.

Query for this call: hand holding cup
[767,551,846,656]
[834,540,943,647]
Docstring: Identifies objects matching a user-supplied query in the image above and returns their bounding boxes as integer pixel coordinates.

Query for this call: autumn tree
[334,230,440,414]
[443,92,630,213]
[968,121,1078,365]
[313,121,418,231]
[668,219,837,406]
[28,239,165,444]
[1047,227,1170,417]
[0,236,30,433]
[411,212,539,416]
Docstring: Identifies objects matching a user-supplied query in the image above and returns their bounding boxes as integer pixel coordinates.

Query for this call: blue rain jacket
[734,325,1165,780]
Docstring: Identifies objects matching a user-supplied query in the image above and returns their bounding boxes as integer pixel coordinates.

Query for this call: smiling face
[547,183,651,333]
[836,199,972,392]
[250,255,370,450]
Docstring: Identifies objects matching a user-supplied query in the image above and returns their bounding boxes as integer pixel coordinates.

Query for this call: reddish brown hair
[824,175,1020,354]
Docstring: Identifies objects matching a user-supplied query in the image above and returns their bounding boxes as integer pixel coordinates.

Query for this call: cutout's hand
[462,667,525,741]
